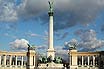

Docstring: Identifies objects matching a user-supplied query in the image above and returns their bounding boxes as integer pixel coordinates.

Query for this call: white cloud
[0,0,104,25]
[66,29,104,51]
[0,0,18,22]
[36,45,47,50]
[55,46,68,60]
[24,31,42,38]
[9,39,29,51]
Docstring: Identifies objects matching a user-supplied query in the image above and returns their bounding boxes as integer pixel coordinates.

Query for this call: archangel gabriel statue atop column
[48,0,54,13]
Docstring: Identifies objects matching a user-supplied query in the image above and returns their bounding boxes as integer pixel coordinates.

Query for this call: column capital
[48,12,53,16]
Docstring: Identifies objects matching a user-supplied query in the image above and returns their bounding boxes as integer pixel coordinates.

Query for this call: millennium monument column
[47,0,55,60]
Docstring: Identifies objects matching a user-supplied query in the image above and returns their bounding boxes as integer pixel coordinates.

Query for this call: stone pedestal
[27,48,36,69]
[47,49,55,60]
[69,50,78,69]
[38,62,64,69]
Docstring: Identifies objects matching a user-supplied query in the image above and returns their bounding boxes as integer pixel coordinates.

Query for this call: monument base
[38,62,64,69]
[47,49,55,60]
[26,66,35,69]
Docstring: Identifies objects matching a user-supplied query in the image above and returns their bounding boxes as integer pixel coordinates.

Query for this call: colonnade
[0,47,36,69]
[0,51,28,68]
[77,55,98,66]
[0,55,26,67]
[69,50,100,69]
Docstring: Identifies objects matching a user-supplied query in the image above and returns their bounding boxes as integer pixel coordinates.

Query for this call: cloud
[0,0,104,31]
[65,29,104,51]
[28,33,40,37]
[36,45,47,50]
[57,32,69,40]
[30,33,39,37]
[77,29,104,51]
[24,31,42,38]
[17,0,48,19]
[0,0,18,22]
[38,0,104,31]
[77,29,96,42]
[9,39,29,51]
[9,38,47,52]
[55,46,69,61]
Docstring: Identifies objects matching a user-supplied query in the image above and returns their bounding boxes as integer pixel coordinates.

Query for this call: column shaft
[3,55,6,66]
[82,56,83,66]
[88,56,89,66]
[49,15,53,49]
[0,55,1,65]
[9,55,12,66]
[70,55,72,65]
[15,56,17,66]
[34,56,35,66]
[93,56,95,66]
[21,56,24,66]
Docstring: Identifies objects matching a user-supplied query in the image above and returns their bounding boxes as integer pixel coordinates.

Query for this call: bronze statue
[48,0,54,12]
[27,43,35,51]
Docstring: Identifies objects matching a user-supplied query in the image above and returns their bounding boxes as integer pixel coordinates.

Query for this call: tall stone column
[47,0,55,61]
[49,15,53,49]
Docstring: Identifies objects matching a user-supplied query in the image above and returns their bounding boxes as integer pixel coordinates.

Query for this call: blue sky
[0,0,104,56]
